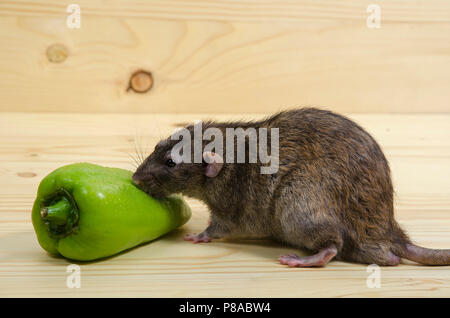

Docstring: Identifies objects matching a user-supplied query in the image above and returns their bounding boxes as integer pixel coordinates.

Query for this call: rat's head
[131,132,223,199]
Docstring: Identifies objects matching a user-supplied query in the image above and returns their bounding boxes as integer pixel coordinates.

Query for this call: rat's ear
[203,151,223,178]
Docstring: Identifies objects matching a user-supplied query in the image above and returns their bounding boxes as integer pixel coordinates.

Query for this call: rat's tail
[396,243,450,265]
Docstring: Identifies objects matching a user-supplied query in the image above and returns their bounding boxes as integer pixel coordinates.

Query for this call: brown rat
[132,108,450,267]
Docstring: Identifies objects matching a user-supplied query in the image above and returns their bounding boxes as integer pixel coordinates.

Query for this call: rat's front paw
[184,232,211,244]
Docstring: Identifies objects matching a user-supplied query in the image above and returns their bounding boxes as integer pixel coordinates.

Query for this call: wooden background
[1,112,450,297]
[0,0,450,113]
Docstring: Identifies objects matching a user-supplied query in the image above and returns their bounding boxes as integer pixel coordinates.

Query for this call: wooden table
[1,112,449,297]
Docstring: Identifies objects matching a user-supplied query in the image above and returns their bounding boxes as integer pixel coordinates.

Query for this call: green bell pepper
[31,163,191,261]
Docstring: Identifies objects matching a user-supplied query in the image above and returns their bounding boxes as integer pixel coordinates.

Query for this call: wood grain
[0,1,450,113]
[0,112,449,297]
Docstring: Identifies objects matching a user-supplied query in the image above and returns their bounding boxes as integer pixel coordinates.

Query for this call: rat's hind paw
[279,246,337,268]
[184,232,212,244]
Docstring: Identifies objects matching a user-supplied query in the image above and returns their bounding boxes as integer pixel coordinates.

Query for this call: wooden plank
[0,1,450,113]
[0,112,450,297]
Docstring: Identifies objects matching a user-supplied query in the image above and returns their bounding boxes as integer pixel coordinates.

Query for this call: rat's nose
[132,174,143,187]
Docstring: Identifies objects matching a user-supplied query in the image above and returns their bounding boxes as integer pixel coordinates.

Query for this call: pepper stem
[40,189,78,238]
[41,197,72,225]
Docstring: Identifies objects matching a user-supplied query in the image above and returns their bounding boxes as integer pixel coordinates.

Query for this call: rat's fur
[133,108,450,266]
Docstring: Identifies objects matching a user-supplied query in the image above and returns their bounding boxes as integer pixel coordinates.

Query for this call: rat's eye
[165,159,176,168]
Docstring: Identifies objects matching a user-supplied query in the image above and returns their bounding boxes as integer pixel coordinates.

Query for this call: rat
[132,108,450,267]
